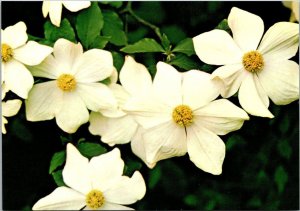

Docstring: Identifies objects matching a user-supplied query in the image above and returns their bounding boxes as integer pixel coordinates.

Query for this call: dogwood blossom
[42,1,91,27]
[283,1,299,22]
[193,7,299,118]
[1,21,53,99]
[32,144,146,210]
[26,38,117,133]
[125,62,249,175]
[89,56,153,168]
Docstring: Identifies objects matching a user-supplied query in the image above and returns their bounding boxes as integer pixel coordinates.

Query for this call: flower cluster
[2,2,299,210]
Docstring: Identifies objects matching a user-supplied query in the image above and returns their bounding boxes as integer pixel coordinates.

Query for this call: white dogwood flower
[2,99,22,134]
[283,1,299,22]
[26,38,117,133]
[193,7,299,118]
[32,144,146,210]
[89,56,152,162]
[125,62,249,175]
[42,1,91,27]
[1,22,53,99]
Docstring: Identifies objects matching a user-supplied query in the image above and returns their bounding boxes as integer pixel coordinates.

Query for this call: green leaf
[76,2,103,49]
[121,38,164,53]
[279,115,290,134]
[89,35,110,49]
[148,166,161,189]
[44,19,76,43]
[173,38,195,56]
[49,151,66,174]
[226,134,246,151]
[52,170,66,187]
[184,194,198,207]
[100,1,123,8]
[102,10,126,46]
[277,140,292,160]
[77,142,107,159]
[215,19,231,33]
[112,51,124,72]
[274,165,288,193]
[168,53,199,70]
[161,33,171,50]
[124,159,142,176]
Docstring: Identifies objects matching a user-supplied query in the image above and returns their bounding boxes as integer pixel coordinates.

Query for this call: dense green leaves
[77,142,107,159]
[49,151,66,174]
[121,38,165,53]
[76,2,104,49]
[274,166,288,193]
[102,10,127,46]
[44,19,76,43]
[173,38,196,56]
[168,53,199,70]
[89,35,110,49]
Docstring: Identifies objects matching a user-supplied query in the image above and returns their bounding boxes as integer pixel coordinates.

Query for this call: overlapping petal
[48,2,63,27]
[2,99,22,117]
[29,55,61,79]
[2,21,27,49]
[62,1,91,12]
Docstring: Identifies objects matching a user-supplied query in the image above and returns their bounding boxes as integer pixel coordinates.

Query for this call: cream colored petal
[2,117,8,134]
[4,59,33,99]
[109,84,130,109]
[92,202,133,210]
[56,92,89,133]
[32,186,85,210]
[62,1,91,12]
[182,70,220,110]
[13,41,53,66]
[194,99,249,135]
[258,60,299,105]
[258,22,299,60]
[62,144,91,195]
[131,127,157,169]
[109,68,118,84]
[143,121,187,164]
[88,112,138,146]
[25,81,63,121]
[48,2,63,27]
[89,148,124,192]
[193,29,242,65]
[228,7,264,52]
[187,125,225,175]
[2,99,22,117]
[238,74,273,118]
[211,63,246,98]
[76,83,117,112]
[104,171,146,205]
[53,38,83,74]
[42,1,50,17]
[292,1,299,21]
[2,21,27,49]
[153,62,182,107]
[29,55,61,79]
[74,49,114,83]
[119,55,152,96]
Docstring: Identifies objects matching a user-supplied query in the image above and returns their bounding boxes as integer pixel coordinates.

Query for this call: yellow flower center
[57,74,77,91]
[242,50,264,73]
[2,44,14,63]
[86,189,105,210]
[172,105,194,127]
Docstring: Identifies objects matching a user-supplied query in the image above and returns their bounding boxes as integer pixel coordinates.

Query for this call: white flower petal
[143,121,187,164]
[48,2,63,27]
[211,63,246,98]
[193,29,242,65]
[32,186,85,210]
[4,59,33,99]
[187,126,225,175]
[29,55,61,79]
[85,202,133,210]
[104,171,146,205]
[194,99,249,135]
[2,99,22,117]
[53,39,83,74]
[62,1,91,12]
[119,56,152,96]
[153,62,182,107]
[76,83,117,112]
[124,94,171,129]
[2,117,8,134]
[88,112,138,146]
[56,92,89,133]
[258,60,299,105]
[182,70,220,110]
[109,84,130,109]
[25,81,63,121]
[131,127,157,169]
[228,7,264,52]
[2,21,27,49]
[238,74,273,118]
[258,22,299,60]
[42,1,50,17]
[62,144,91,195]
[74,49,114,83]
[89,148,124,192]
[109,68,118,84]
[13,41,53,66]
